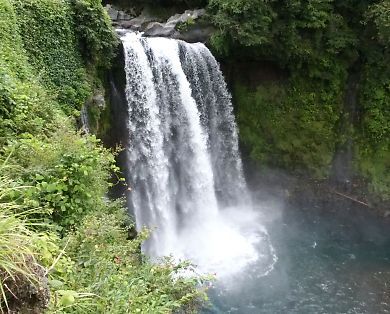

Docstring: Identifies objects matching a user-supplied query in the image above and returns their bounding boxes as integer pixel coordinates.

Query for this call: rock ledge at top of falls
[105,5,214,43]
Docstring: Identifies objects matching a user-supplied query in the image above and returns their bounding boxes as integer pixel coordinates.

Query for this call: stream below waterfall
[204,194,390,314]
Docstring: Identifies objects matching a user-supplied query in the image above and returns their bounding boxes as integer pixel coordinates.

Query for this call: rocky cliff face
[105,4,213,43]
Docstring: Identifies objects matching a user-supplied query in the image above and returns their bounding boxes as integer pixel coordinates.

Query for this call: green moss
[236,77,343,178]
[355,47,390,199]
[94,103,112,140]
[357,144,390,200]
[176,17,191,30]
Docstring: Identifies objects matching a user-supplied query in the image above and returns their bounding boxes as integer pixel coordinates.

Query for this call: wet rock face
[105,4,136,21]
[174,24,214,42]
[105,5,213,43]
[80,91,106,134]
[106,4,119,20]
[143,21,176,37]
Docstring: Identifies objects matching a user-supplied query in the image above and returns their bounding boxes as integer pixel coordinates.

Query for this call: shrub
[5,129,119,229]
[56,208,209,313]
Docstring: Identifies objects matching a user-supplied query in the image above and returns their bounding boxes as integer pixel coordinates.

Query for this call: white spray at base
[121,32,277,279]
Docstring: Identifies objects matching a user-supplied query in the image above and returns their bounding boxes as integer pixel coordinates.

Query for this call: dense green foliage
[13,0,90,112]
[0,0,59,141]
[366,0,390,46]
[356,46,390,198]
[208,0,389,199]
[6,131,117,230]
[209,0,358,65]
[63,209,206,313]
[71,0,119,68]
[0,0,205,312]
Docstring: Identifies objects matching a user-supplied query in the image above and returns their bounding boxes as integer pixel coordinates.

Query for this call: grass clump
[0,164,50,313]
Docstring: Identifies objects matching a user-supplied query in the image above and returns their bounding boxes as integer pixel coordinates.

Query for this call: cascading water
[80,105,90,134]
[121,32,276,278]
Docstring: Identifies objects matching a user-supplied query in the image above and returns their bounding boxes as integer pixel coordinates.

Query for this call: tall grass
[0,162,41,312]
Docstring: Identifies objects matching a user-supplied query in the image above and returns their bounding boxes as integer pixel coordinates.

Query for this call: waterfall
[80,104,90,134]
[121,32,276,278]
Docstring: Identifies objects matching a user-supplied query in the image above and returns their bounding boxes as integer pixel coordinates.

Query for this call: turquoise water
[204,200,390,314]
